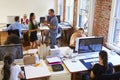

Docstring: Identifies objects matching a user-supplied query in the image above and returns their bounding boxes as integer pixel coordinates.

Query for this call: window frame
[65,0,74,24]
[77,0,96,36]
[107,0,120,53]
[58,0,64,21]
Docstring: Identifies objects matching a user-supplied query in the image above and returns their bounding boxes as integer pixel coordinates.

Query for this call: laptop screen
[76,37,103,53]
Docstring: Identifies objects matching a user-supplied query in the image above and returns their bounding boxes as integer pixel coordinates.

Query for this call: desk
[58,47,120,80]
[45,61,71,80]
[38,25,71,43]
[0,25,71,44]
[24,60,50,80]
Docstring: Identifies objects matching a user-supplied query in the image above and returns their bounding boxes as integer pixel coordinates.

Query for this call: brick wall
[93,0,112,45]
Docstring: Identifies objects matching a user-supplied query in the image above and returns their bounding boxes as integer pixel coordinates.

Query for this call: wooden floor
[0,32,69,50]
[0,31,8,45]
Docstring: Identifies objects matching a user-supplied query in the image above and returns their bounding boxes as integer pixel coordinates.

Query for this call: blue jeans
[50,32,57,47]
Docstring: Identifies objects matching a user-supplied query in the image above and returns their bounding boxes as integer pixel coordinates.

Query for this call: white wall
[0,0,57,23]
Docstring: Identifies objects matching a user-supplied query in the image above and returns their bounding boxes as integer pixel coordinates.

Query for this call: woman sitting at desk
[28,13,38,48]
[1,53,24,80]
[90,50,114,80]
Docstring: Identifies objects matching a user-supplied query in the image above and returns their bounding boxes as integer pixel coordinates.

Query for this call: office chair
[56,26,62,46]
[40,17,45,23]
[97,71,120,80]
[7,24,11,27]
[7,29,20,37]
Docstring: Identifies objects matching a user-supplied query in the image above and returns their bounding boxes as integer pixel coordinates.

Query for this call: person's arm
[44,22,56,29]
[21,18,23,24]
[48,25,56,29]
[5,24,12,31]
[16,65,25,79]
[18,71,25,79]
[90,64,97,79]
[90,71,95,79]
[26,19,29,25]
[44,18,57,29]
[28,22,32,30]
[70,33,75,47]
[82,34,86,37]
[21,24,27,29]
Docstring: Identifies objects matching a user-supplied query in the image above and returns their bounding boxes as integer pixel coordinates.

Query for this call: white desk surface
[24,60,50,79]
[63,59,87,73]
[0,25,71,32]
[0,27,6,32]
[58,46,120,73]
[39,25,71,31]
[23,49,38,54]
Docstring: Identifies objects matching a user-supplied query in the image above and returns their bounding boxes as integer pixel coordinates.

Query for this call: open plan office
[0,0,120,80]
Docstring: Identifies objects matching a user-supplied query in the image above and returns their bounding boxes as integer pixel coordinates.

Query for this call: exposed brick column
[63,0,66,21]
[93,0,112,45]
[73,0,78,31]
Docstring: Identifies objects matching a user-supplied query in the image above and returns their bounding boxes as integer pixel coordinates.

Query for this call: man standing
[44,9,58,48]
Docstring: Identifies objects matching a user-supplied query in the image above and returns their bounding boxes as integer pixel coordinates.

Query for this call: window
[78,0,90,29]
[78,0,95,35]
[107,0,120,53]
[113,0,120,44]
[58,0,63,20]
[66,0,74,23]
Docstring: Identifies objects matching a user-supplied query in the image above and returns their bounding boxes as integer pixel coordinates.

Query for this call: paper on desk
[63,60,87,72]
[46,57,61,63]
[27,49,38,54]
[39,26,49,30]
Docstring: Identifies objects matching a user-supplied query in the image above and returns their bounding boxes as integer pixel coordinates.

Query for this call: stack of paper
[46,57,62,65]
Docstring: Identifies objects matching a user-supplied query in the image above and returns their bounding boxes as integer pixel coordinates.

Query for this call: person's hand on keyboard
[91,62,96,67]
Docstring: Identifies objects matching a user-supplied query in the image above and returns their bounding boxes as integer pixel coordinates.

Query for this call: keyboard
[79,57,99,70]
[83,58,99,63]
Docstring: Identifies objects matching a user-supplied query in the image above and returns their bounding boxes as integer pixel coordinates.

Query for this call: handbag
[23,54,36,65]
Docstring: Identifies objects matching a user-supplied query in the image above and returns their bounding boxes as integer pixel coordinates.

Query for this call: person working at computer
[28,13,38,48]
[70,28,86,48]
[90,50,114,80]
[44,9,58,48]
[21,14,29,25]
[6,16,27,39]
[1,53,25,80]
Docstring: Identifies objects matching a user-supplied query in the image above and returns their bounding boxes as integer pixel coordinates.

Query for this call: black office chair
[7,29,20,38]
[56,26,62,46]
[7,24,11,27]
[40,17,45,23]
[97,71,120,80]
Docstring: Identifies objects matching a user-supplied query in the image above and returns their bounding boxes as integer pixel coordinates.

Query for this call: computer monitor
[56,15,61,23]
[40,17,45,23]
[0,44,23,61]
[47,16,51,23]
[75,37,103,53]
[47,15,61,23]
